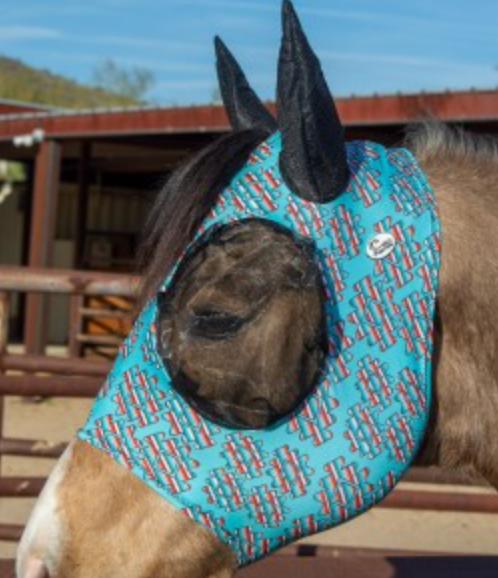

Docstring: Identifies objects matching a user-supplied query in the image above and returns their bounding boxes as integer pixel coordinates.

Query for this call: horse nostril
[22,557,49,578]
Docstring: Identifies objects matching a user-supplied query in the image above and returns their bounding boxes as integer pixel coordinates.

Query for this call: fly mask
[78,1,441,567]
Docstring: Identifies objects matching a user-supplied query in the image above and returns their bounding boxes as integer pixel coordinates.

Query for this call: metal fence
[0,265,135,543]
[1,265,498,576]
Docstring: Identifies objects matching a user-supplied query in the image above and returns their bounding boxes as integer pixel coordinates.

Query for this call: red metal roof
[338,89,498,125]
[0,88,497,142]
[0,98,55,116]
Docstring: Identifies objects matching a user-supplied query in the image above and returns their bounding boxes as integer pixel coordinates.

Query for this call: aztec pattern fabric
[78,133,441,566]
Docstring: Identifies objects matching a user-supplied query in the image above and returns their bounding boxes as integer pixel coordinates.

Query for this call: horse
[15,2,498,578]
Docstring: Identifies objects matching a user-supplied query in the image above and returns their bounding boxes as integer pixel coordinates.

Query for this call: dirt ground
[2,393,498,560]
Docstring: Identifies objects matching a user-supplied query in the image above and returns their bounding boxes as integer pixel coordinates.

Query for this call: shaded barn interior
[1,88,498,351]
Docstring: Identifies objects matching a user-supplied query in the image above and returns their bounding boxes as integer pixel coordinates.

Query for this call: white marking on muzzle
[16,442,74,578]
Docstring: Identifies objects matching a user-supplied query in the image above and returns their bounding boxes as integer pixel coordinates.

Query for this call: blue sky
[1,0,498,105]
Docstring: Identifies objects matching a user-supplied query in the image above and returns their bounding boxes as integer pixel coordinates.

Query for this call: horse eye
[189,308,245,340]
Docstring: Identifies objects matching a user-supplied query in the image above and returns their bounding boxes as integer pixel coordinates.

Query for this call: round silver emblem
[366,233,396,260]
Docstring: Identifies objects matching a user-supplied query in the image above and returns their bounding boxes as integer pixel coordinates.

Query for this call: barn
[1,88,498,350]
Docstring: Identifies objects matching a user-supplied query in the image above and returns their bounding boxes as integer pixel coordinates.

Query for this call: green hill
[0,55,140,109]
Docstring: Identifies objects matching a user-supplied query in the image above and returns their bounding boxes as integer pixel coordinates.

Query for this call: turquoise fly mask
[78,1,441,567]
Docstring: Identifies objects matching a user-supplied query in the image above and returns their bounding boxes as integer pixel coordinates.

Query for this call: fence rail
[1,354,111,376]
[0,265,136,296]
[3,545,498,578]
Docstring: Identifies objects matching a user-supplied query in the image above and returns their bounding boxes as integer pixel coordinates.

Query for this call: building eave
[0,88,497,143]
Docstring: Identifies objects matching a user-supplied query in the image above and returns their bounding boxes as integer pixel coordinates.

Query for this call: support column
[0,291,10,474]
[75,141,91,269]
[24,139,62,354]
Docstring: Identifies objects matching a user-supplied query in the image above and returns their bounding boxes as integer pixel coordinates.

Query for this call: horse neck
[412,125,498,486]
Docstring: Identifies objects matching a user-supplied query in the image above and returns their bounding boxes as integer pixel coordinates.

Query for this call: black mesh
[156,219,328,429]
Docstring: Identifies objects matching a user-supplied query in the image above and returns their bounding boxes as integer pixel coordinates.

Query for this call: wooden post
[17,163,35,341]
[0,291,10,474]
[24,140,62,354]
[75,141,91,269]
[68,294,84,358]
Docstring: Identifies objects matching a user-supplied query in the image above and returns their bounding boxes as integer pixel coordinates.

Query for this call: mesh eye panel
[156,219,328,429]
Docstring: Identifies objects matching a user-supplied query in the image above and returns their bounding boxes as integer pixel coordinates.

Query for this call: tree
[92,59,155,103]
[0,55,139,108]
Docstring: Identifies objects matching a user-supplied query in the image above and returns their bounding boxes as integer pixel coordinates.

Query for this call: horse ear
[277,0,349,203]
[215,36,277,133]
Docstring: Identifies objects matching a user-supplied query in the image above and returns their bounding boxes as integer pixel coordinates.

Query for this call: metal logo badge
[366,233,396,260]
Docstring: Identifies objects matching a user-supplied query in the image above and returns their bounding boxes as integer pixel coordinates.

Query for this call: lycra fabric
[78,133,441,566]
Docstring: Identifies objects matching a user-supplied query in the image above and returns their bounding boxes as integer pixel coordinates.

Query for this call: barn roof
[0,88,497,142]
[0,97,56,115]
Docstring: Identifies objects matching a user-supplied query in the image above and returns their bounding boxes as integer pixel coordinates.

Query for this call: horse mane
[136,128,268,307]
[405,120,498,168]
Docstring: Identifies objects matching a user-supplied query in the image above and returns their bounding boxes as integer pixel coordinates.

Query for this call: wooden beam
[75,141,91,269]
[24,139,62,354]
[0,291,9,474]
[1,91,498,143]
